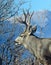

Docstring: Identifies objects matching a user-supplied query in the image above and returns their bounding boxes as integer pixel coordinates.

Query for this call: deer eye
[20,35,23,37]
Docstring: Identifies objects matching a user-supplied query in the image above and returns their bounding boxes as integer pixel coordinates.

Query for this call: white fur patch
[49,44,51,53]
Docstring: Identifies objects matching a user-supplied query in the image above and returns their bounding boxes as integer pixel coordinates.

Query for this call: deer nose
[15,42,21,45]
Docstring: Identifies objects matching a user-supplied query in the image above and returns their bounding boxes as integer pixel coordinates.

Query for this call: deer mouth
[14,40,21,44]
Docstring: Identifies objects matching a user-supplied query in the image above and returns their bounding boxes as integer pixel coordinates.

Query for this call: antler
[30,11,34,19]
[16,10,35,33]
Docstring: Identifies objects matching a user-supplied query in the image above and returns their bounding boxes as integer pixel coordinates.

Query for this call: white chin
[24,44,27,48]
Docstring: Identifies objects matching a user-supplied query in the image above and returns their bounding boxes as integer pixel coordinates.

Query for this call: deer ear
[32,25,37,33]
[28,25,37,35]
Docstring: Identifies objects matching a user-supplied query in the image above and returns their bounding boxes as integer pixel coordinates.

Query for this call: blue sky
[14,0,51,12]
[31,0,51,11]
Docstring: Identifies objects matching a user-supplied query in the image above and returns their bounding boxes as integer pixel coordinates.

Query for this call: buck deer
[15,10,51,65]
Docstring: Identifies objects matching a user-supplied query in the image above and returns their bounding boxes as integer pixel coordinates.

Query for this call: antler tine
[30,11,34,19]
[23,9,27,24]
[16,16,23,23]
[22,9,31,27]
[27,9,30,15]
[23,9,26,16]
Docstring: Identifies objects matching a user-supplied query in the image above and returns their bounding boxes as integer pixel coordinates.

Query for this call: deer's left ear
[28,25,37,35]
[32,25,37,33]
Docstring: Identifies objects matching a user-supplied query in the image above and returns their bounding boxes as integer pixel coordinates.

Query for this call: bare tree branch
[0,0,27,21]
